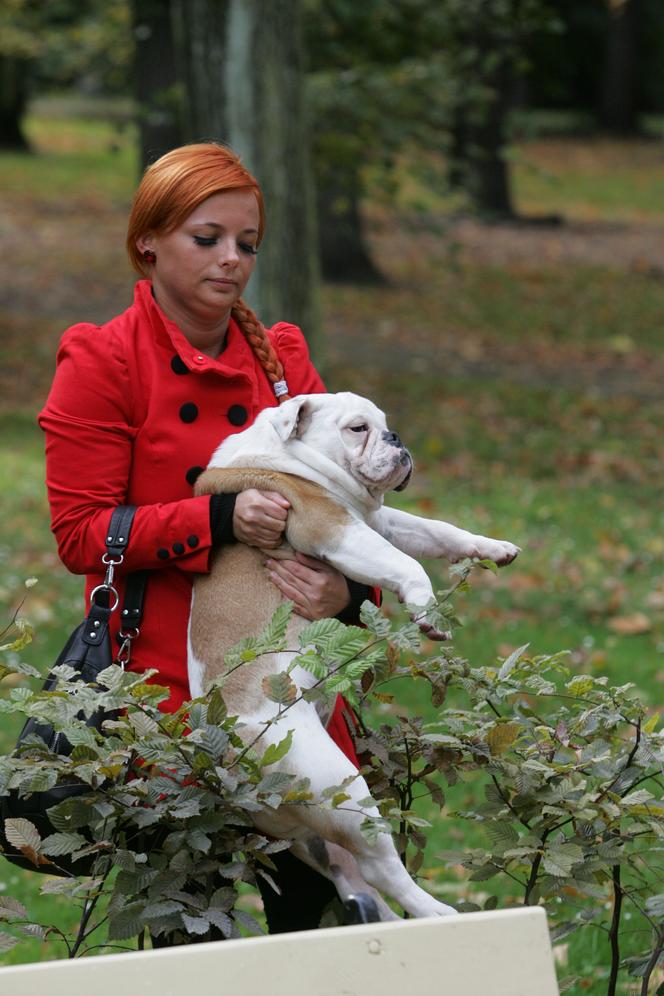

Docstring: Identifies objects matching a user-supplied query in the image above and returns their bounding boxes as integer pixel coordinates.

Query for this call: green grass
[2,104,664,990]
[432,264,664,352]
[513,137,664,222]
[3,113,137,204]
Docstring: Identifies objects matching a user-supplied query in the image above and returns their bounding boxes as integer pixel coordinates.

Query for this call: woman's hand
[232,489,290,548]
[265,552,350,620]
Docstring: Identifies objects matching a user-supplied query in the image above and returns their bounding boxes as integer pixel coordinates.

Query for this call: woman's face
[137,189,260,331]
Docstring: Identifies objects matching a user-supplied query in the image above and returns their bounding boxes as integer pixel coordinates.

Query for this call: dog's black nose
[382,430,402,448]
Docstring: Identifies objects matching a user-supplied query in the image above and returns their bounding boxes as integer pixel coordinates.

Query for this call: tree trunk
[131,0,183,171]
[316,167,385,284]
[133,0,319,343]
[599,0,639,133]
[461,58,515,219]
[171,0,229,142]
[222,0,320,342]
[0,55,30,152]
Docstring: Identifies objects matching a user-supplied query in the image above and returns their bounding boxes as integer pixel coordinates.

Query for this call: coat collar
[133,279,256,380]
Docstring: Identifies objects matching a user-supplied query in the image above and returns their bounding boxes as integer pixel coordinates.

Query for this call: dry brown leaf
[607,612,652,635]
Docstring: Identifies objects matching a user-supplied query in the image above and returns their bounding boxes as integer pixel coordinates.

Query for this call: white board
[0,907,559,996]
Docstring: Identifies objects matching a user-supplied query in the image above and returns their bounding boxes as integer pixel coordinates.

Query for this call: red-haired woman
[39,143,368,940]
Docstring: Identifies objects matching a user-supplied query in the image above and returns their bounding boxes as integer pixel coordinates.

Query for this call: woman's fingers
[232,488,290,546]
[266,555,350,619]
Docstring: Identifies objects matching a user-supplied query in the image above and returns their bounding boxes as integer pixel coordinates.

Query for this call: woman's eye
[349,424,368,433]
[239,242,258,256]
[193,236,217,247]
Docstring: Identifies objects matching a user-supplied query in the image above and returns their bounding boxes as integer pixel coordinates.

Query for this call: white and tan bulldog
[188,392,519,922]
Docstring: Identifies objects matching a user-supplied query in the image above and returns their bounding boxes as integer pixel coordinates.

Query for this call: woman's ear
[136,233,154,255]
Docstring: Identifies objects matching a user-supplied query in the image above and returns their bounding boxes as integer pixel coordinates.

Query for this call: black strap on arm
[105,504,138,559]
[102,506,148,640]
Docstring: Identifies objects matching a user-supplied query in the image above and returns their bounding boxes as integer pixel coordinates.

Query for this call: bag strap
[120,570,148,630]
[87,507,147,665]
[105,504,138,559]
[102,507,149,665]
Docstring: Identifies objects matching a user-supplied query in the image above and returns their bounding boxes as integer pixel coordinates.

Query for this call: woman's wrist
[335,578,370,625]
[209,493,238,547]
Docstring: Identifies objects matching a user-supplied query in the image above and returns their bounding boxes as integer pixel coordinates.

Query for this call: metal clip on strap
[90,505,140,617]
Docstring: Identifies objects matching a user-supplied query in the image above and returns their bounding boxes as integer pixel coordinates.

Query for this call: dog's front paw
[417,619,452,642]
[466,536,520,566]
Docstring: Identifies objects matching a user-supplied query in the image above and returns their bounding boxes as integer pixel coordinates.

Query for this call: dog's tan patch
[190,544,303,712]
[195,468,353,553]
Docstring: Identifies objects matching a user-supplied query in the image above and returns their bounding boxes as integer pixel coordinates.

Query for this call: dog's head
[270,392,412,495]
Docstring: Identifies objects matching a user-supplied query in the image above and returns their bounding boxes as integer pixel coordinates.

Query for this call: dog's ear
[272,396,310,441]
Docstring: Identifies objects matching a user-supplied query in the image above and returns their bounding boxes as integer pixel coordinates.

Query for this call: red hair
[126,143,289,400]
[126,143,265,275]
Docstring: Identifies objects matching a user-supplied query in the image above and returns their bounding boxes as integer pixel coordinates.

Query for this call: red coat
[39,280,358,760]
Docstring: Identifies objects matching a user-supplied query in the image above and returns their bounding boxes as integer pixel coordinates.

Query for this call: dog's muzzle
[394,462,412,492]
[381,431,412,492]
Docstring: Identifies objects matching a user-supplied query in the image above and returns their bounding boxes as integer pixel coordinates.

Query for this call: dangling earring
[143,249,156,264]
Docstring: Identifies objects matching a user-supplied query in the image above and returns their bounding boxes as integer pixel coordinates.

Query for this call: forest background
[1,1,664,993]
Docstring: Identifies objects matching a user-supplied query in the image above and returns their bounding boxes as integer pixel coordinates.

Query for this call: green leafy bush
[0,563,662,995]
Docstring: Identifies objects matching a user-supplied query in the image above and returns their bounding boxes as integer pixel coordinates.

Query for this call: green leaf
[256,601,293,652]
[41,832,88,857]
[107,902,146,941]
[299,617,344,648]
[621,788,654,806]
[299,619,369,664]
[47,798,99,831]
[210,886,236,912]
[190,724,228,758]
[359,601,391,637]
[181,913,211,935]
[113,849,138,872]
[498,644,529,680]
[290,650,327,680]
[260,730,294,768]
[565,675,594,697]
[4,818,41,852]
[129,712,160,737]
[0,618,34,655]
[324,674,352,694]
[0,932,19,952]
[645,893,664,919]
[207,689,227,726]
[17,923,46,939]
[143,901,185,919]
[469,863,500,881]
[205,909,233,936]
[186,830,212,853]
[0,897,28,920]
[543,843,583,878]
[487,723,521,756]
[486,821,519,850]
[233,909,264,935]
[258,771,294,795]
[261,672,297,706]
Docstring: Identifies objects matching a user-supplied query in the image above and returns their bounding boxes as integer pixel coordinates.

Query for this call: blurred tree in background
[0,0,129,150]
[2,0,663,282]
[131,0,319,338]
[306,0,561,283]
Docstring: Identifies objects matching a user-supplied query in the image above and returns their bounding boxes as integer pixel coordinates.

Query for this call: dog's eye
[349,424,368,433]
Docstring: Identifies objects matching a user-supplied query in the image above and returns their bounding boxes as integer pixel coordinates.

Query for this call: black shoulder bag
[0,505,147,875]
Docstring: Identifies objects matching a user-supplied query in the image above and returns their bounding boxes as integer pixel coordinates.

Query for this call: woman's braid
[231,298,291,402]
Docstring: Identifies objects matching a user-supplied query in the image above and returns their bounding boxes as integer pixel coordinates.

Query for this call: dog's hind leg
[290,835,399,923]
[251,708,457,919]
